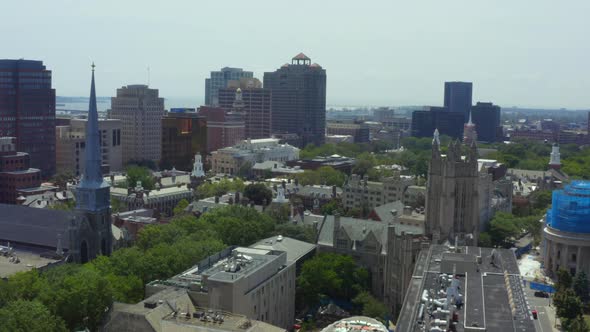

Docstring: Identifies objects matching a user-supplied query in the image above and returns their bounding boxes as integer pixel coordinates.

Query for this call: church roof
[0,204,72,250]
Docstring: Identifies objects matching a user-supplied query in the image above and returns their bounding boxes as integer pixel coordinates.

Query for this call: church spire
[80,63,102,185]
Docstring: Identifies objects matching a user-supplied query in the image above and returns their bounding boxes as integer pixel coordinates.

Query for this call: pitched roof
[292,52,310,60]
[0,204,73,249]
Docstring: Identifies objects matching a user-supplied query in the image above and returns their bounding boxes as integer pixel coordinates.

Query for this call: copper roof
[292,52,310,60]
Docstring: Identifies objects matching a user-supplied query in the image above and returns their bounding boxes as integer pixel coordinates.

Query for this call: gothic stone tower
[425,129,479,244]
[69,65,113,263]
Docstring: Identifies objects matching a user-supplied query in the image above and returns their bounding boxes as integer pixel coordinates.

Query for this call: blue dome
[546,181,590,233]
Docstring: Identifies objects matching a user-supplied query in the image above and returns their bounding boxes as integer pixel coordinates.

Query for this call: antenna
[147,66,150,86]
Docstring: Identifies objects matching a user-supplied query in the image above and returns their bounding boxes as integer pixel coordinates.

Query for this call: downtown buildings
[56,117,123,176]
[218,78,272,139]
[0,59,56,178]
[264,53,327,147]
[0,137,42,204]
[205,67,253,106]
[108,84,165,165]
[444,81,472,122]
[161,109,207,171]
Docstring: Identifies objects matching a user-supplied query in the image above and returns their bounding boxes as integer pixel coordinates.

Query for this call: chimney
[332,185,337,198]
[294,178,299,187]
[403,206,413,216]
[282,180,286,189]
[214,195,220,204]
[235,191,240,203]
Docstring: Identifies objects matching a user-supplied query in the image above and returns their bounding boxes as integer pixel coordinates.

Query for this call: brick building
[0,137,42,204]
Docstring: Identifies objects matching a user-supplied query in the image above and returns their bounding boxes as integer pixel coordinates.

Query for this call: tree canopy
[244,183,273,205]
[0,300,67,332]
[298,253,369,306]
[294,166,346,187]
[125,165,155,190]
[196,178,245,198]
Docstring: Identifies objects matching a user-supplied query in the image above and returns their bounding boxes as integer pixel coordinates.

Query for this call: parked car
[534,291,550,298]
[532,310,538,319]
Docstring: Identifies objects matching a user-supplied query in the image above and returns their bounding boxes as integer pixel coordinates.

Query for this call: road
[522,280,559,332]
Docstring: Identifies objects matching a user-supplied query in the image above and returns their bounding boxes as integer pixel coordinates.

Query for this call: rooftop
[395,245,535,332]
[320,316,387,332]
[251,235,316,265]
[0,247,62,278]
[161,307,285,332]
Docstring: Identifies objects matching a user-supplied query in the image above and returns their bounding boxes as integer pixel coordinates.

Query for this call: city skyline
[3,1,589,109]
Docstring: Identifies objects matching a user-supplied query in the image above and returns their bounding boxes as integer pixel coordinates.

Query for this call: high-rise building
[70,65,113,263]
[444,81,472,122]
[0,59,56,178]
[411,107,463,139]
[264,53,327,147]
[197,106,245,152]
[425,130,479,244]
[326,121,370,143]
[109,85,165,165]
[161,109,207,171]
[0,137,42,204]
[218,78,272,139]
[205,67,253,106]
[56,118,122,176]
[471,102,501,142]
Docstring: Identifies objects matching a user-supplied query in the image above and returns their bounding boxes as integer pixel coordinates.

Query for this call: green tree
[294,166,345,187]
[51,171,75,190]
[321,199,342,215]
[196,178,245,198]
[237,161,253,179]
[49,200,76,211]
[488,212,520,247]
[244,183,273,205]
[568,316,590,332]
[126,165,155,190]
[273,223,316,243]
[39,266,113,331]
[353,291,388,320]
[298,253,369,305]
[478,232,493,248]
[0,300,67,332]
[110,196,125,213]
[573,271,590,303]
[531,190,553,210]
[173,198,190,216]
[352,153,376,177]
[554,288,584,330]
[198,205,275,246]
[556,268,573,291]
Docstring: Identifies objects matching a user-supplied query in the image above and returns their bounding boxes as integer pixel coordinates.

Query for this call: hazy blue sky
[3,1,589,109]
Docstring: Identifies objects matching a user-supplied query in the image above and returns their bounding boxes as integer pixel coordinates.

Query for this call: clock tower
[69,64,113,263]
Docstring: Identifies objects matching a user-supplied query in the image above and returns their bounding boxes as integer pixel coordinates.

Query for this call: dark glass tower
[0,59,56,178]
[444,81,472,122]
[471,102,501,142]
[264,53,326,147]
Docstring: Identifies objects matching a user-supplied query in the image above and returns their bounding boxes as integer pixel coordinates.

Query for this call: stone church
[68,65,113,263]
[425,129,480,245]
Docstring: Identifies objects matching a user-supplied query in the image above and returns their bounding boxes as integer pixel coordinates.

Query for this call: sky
[3,0,589,109]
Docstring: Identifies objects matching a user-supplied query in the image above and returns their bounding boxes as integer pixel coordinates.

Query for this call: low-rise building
[326,121,370,143]
[104,287,286,332]
[299,211,425,316]
[110,182,193,217]
[396,244,535,332]
[146,238,314,329]
[342,173,414,211]
[286,155,355,173]
[210,138,299,175]
[252,161,304,178]
[0,137,42,204]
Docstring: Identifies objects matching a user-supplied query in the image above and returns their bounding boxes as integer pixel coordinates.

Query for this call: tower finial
[91,62,95,72]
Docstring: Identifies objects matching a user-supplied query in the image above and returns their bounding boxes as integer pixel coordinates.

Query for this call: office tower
[264,53,327,147]
[444,81,472,122]
[0,59,56,178]
[161,109,208,171]
[218,78,272,139]
[426,130,479,244]
[411,106,463,139]
[197,106,245,152]
[471,102,501,142]
[56,118,122,176]
[109,85,165,165]
[326,121,370,143]
[0,137,42,204]
[205,67,253,106]
[70,65,112,263]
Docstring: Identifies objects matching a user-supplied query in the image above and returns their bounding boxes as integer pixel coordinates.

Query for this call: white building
[210,138,299,175]
[109,85,165,164]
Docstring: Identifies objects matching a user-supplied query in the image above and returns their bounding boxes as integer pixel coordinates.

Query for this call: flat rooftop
[149,246,285,290]
[396,245,535,332]
[162,307,285,332]
[0,247,61,278]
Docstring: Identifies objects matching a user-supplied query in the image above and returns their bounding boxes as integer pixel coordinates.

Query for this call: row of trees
[553,269,590,331]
